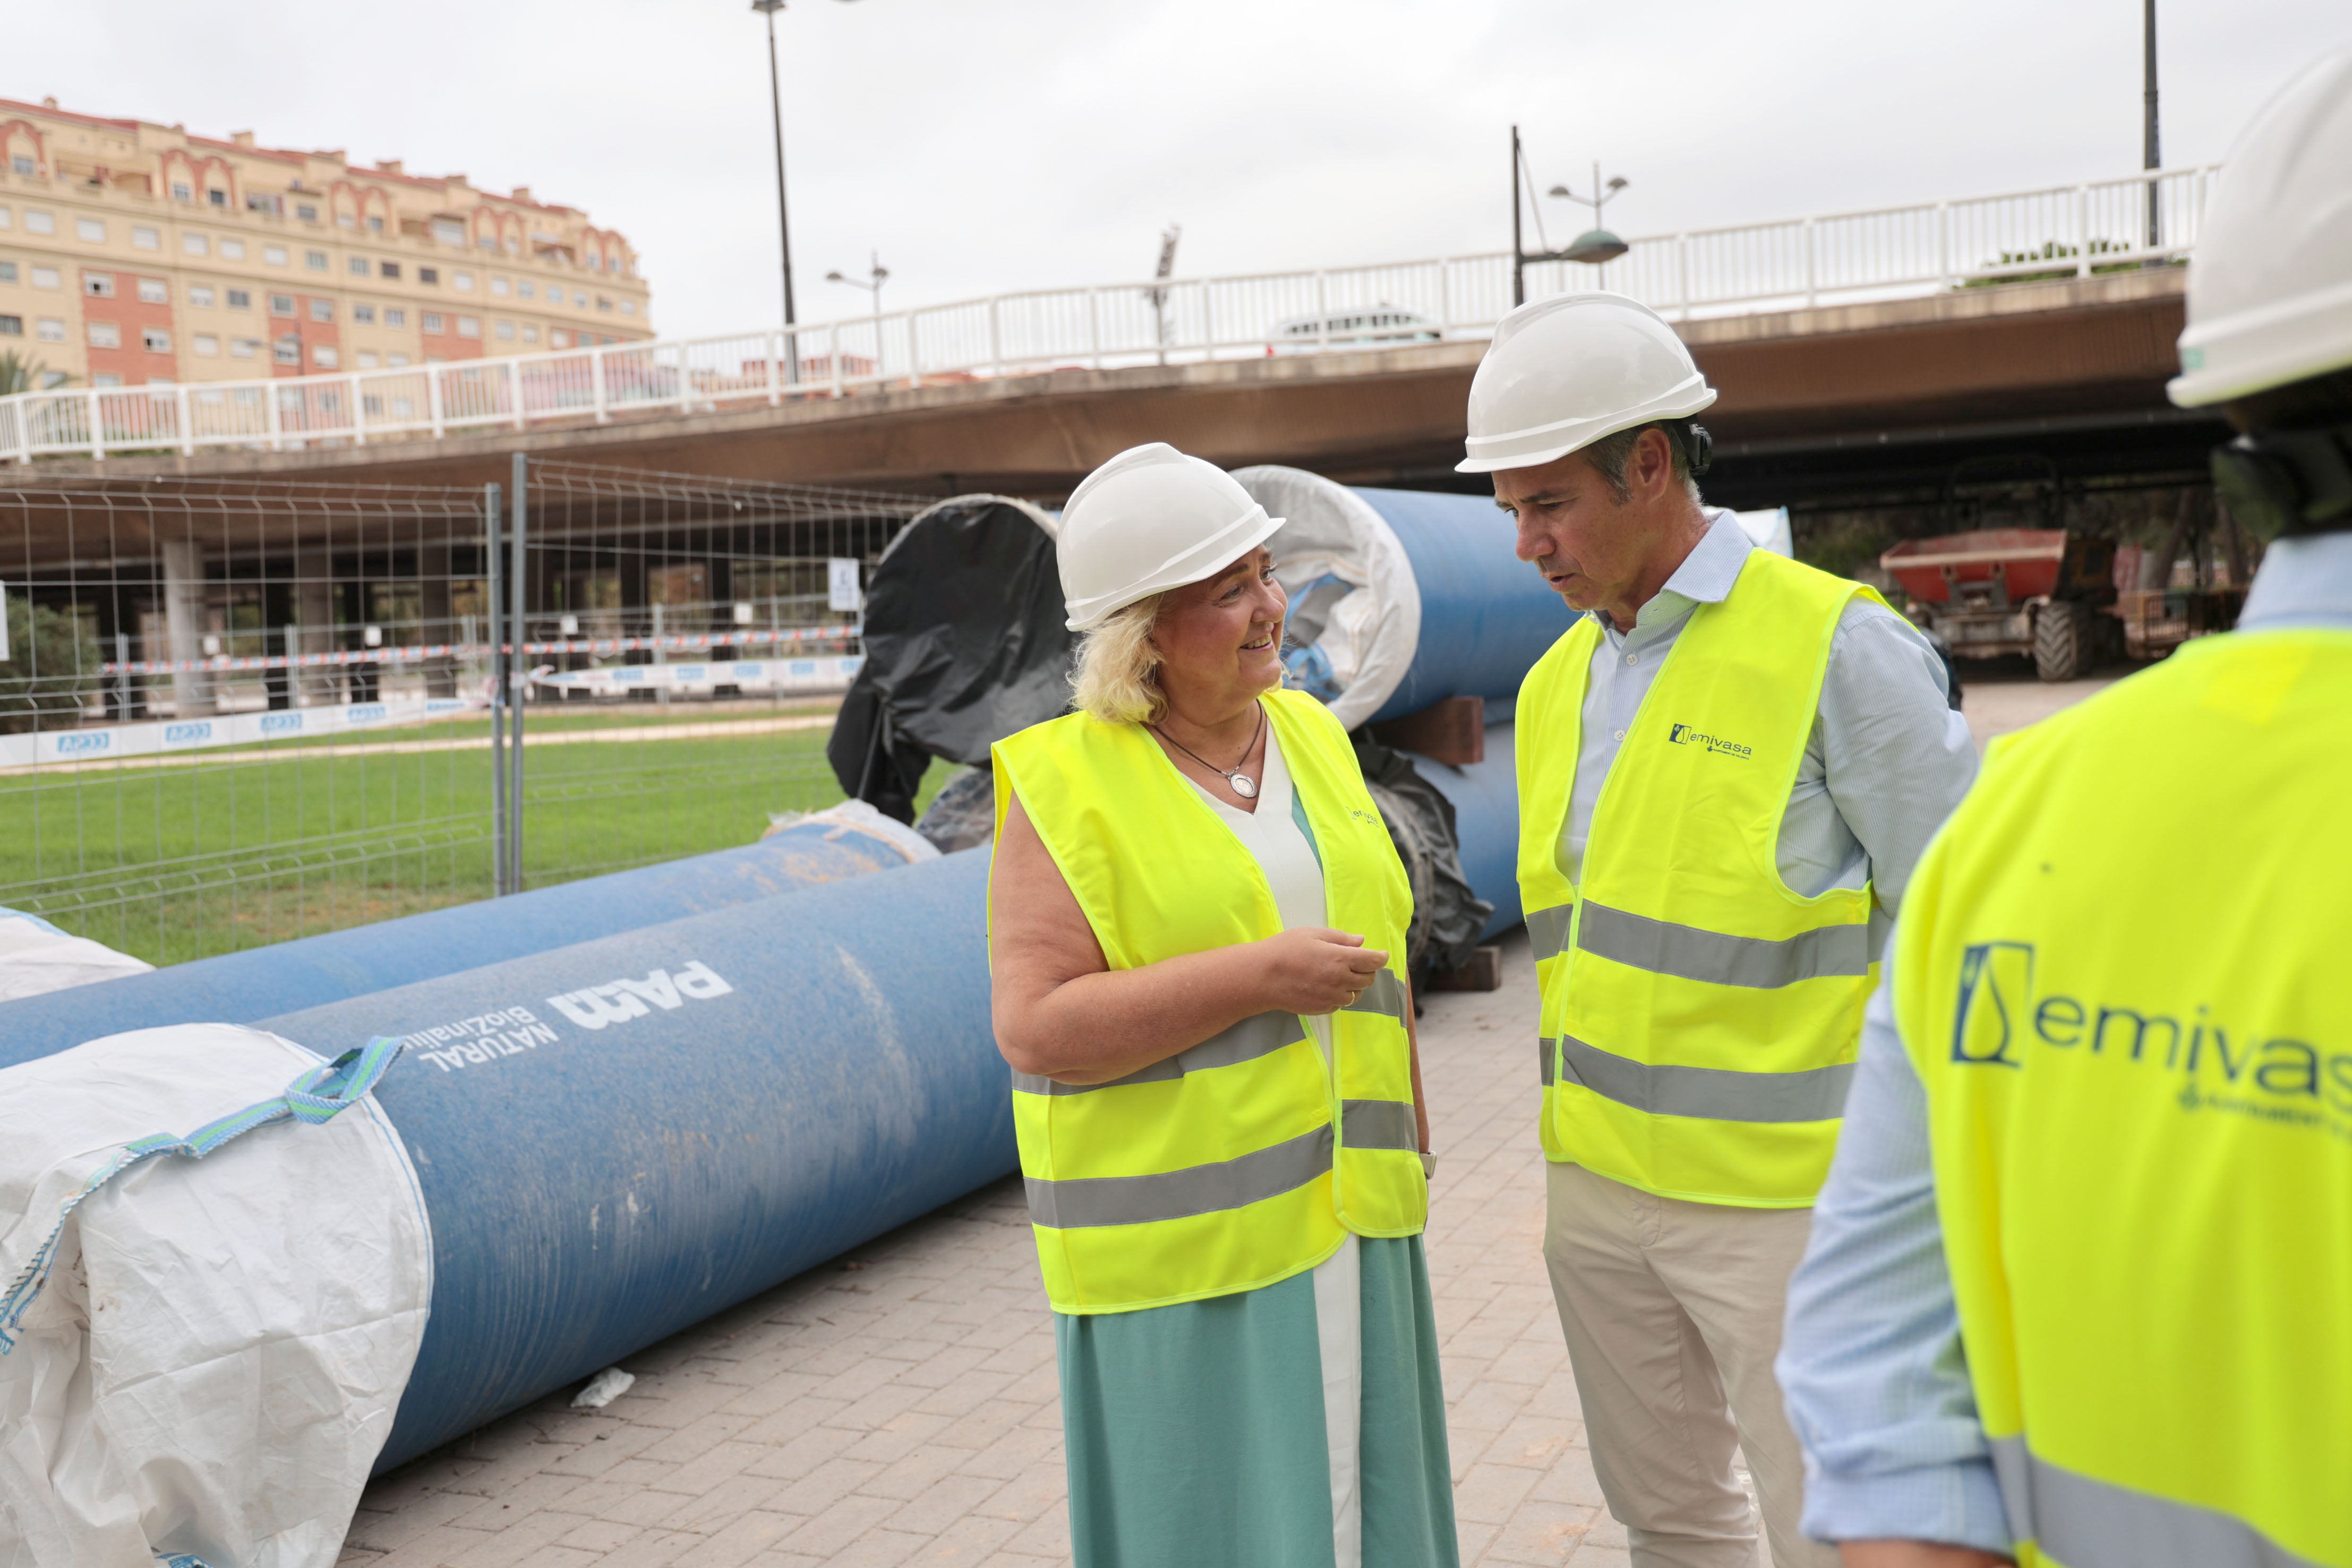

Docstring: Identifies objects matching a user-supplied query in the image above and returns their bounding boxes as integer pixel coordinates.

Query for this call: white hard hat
[2170,45,2352,408]
[1457,293,1717,474]
[1057,443,1284,631]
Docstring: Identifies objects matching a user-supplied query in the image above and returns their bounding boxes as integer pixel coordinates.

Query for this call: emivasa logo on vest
[1951,940,2351,1132]
[1667,723,1753,759]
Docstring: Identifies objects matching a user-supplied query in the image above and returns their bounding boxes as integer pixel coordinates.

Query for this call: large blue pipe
[0,820,922,1071]
[1356,487,1572,724]
[246,848,1007,1472]
[1405,719,1522,941]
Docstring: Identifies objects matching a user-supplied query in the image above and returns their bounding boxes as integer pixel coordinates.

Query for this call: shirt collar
[2238,530,2352,630]
[1595,508,1755,640]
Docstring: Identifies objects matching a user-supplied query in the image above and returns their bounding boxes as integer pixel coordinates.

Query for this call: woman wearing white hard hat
[989,442,1457,1568]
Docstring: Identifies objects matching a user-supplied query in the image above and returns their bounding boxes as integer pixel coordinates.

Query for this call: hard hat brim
[2169,275,2352,408]
[1455,381,1718,475]
[1063,505,1287,631]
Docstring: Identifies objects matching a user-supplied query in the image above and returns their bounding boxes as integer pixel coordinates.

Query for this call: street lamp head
[1564,229,1630,265]
[750,0,785,13]
[825,270,846,282]
[871,264,890,282]
[1606,176,1628,192]
[1546,184,1571,199]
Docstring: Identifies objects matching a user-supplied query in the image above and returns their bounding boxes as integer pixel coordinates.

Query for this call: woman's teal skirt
[1055,1234,1459,1568]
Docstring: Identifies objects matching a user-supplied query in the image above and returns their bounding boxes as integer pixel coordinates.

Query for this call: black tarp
[827,498,1075,823]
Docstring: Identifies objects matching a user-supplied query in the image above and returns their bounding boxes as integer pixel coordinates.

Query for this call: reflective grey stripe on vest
[1552,1034,1854,1123]
[1024,1123,1333,1229]
[1577,899,1869,989]
[1340,1099,1417,1151]
[1528,903,1574,963]
[1990,1435,2326,1568]
[1539,1036,1557,1088]
[1010,1010,1301,1096]
[1342,967,1408,1022]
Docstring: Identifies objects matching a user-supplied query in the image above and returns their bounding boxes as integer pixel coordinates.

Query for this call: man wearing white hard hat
[1777,46,2352,1568]
[989,443,1458,1568]
[1464,294,1975,1566]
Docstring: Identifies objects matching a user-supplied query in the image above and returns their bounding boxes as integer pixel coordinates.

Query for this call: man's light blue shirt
[1777,528,2352,1550]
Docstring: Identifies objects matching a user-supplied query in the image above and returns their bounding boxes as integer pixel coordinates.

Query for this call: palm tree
[0,348,65,395]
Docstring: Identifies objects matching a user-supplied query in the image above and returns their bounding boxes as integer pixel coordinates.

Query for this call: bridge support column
[295,542,338,707]
[420,540,456,698]
[161,536,215,719]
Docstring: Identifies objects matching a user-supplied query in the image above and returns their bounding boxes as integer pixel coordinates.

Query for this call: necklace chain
[1154,704,1266,793]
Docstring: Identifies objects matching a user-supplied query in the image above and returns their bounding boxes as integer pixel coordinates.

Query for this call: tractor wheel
[2033,601,2084,682]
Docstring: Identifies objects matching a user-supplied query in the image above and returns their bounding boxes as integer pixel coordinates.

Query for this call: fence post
[1088,288,1102,371]
[89,389,104,461]
[2077,184,2093,274]
[485,480,508,897]
[1437,260,1453,336]
[766,331,782,406]
[1676,235,1691,321]
[1803,218,1819,309]
[1937,202,1952,290]
[831,323,844,399]
[988,298,1003,380]
[175,384,195,456]
[349,373,365,446]
[592,348,610,424]
[1199,278,1213,360]
[509,359,526,431]
[908,314,922,390]
[427,366,446,439]
[508,452,528,894]
[1315,272,1329,353]
[265,383,284,452]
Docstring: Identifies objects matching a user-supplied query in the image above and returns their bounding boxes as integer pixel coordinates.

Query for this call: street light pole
[2142,0,2162,254]
[752,0,799,382]
[826,253,890,379]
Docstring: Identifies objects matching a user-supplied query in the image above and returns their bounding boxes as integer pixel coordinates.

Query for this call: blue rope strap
[0,1036,406,1355]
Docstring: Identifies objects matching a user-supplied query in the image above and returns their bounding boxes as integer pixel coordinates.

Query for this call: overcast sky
[18,1,2346,340]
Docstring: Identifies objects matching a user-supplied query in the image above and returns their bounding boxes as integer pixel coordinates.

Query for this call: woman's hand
[1256,927,1390,1016]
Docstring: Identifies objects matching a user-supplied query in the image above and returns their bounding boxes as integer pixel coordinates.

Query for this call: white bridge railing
[0,165,2216,465]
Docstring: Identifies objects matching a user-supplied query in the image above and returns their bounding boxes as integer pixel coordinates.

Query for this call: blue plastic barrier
[249,847,1008,1472]
[1358,487,1574,723]
[0,819,922,1072]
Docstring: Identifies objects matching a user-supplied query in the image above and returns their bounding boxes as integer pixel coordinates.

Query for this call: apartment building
[0,96,652,388]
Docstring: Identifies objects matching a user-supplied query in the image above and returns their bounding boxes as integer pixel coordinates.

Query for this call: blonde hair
[1070,592,1168,725]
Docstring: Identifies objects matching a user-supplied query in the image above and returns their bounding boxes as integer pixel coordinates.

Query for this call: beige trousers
[1543,1160,1836,1568]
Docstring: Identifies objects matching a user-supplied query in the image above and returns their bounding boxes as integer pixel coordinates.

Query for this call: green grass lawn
[0,711,951,967]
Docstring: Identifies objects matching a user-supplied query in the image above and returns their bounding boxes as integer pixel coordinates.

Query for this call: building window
[246,192,282,216]
[305,250,328,270]
[25,211,55,235]
[517,280,536,300]
[190,285,217,307]
[574,290,588,307]
[0,206,10,229]
[368,216,383,234]
[88,321,122,349]
[551,329,568,348]
[91,373,123,388]
[221,238,246,260]
[337,213,355,230]
[143,328,172,353]
[132,225,160,250]
[31,265,60,289]
[193,333,219,355]
[10,156,33,176]
[356,349,380,369]
[310,298,333,322]
[296,203,319,222]
[494,319,515,340]
[269,293,294,316]
[208,189,227,208]
[454,271,475,292]
[597,296,612,312]
[478,235,497,252]
[226,288,251,310]
[422,311,443,333]
[275,336,300,364]
[182,232,209,255]
[138,278,169,304]
[620,299,637,316]
[388,352,410,367]
[353,303,376,324]
[491,276,510,296]
[0,261,13,282]
[521,325,539,344]
[230,337,259,358]
[37,318,65,341]
[431,219,464,246]
[0,314,19,336]
[348,254,369,275]
[456,315,481,339]
[418,267,438,285]
[84,273,115,298]
[264,244,288,265]
[75,218,104,242]
[171,181,193,201]
[379,260,401,279]
[384,307,406,328]
[312,345,339,368]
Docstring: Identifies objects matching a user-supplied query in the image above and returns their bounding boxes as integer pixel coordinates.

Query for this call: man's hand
[1840,1542,2014,1568]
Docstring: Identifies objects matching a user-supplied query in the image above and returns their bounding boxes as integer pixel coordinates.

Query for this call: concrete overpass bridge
[3,166,2223,524]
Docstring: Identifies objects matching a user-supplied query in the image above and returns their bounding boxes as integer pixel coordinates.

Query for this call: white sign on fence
[0,696,480,771]
[827,559,863,614]
[529,655,862,698]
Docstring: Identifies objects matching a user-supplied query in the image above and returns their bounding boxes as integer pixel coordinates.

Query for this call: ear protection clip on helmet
[2210,421,2352,542]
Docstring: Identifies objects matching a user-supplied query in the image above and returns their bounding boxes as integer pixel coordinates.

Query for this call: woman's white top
[1178,723,1333,1056]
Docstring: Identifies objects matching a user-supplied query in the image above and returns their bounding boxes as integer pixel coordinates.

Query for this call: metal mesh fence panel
[0,462,928,966]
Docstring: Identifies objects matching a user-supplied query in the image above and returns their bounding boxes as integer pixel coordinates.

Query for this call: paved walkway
[336,928,1630,1568]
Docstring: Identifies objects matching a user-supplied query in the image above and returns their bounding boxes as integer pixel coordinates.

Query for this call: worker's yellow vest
[1897,629,2352,1568]
[990,689,1425,1315]
[1517,549,1879,1206]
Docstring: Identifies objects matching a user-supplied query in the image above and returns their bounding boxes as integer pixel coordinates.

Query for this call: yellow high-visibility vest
[990,688,1425,1315]
[1898,629,2352,1568]
[1517,549,1879,1206]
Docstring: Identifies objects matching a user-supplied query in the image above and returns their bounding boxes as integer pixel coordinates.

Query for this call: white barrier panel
[530,656,862,698]
[0,697,480,772]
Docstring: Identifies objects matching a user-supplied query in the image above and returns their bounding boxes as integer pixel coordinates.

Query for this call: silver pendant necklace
[1154,703,1267,800]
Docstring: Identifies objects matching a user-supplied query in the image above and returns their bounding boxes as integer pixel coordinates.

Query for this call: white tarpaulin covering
[0,911,152,1003]
[0,1026,430,1568]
